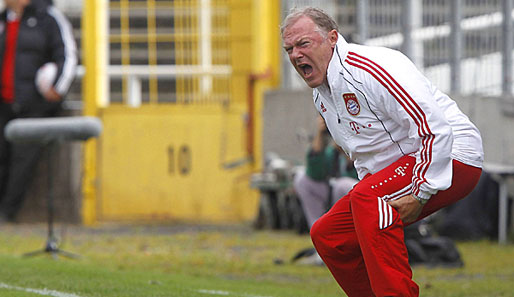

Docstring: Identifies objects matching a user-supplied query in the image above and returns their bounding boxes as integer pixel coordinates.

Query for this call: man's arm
[44,6,77,101]
[362,50,455,222]
[376,51,454,201]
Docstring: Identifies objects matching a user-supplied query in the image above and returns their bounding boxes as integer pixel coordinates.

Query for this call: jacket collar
[317,33,349,95]
[328,34,349,84]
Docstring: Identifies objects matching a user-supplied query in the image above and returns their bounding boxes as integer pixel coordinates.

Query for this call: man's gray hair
[280,7,339,37]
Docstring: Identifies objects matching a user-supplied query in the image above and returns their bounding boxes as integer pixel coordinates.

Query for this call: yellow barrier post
[250,0,281,171]
[81,0,108,225]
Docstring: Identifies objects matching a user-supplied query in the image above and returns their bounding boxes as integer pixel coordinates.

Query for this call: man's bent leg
[311,157,480,296]
[311,197,375,297]
[350,156,419,297]
[414,160,482,223]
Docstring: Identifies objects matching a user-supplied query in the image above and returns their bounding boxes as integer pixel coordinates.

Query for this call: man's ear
[328,30,338,48]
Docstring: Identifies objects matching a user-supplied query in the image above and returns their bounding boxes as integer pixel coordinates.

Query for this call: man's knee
[310,213,331,251]
[311,211,359,257]
[347,182,372,204]
[310,214,322,236]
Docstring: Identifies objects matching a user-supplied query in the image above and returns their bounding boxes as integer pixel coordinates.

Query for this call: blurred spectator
[291,116,358,265]
[294,115,358,229]
[0,0,77,222]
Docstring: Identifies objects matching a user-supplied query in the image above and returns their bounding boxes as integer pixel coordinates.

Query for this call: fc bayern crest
[343,93,360,116]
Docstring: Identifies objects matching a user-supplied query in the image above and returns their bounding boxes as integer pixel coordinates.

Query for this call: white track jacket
[314,34,483,200]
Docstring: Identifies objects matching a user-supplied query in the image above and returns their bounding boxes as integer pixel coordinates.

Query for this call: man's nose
[291,47,303,60]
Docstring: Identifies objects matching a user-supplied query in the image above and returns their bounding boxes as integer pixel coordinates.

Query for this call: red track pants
[310,155,482,297]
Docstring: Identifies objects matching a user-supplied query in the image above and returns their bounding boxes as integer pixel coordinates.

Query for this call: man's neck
[7,9,23,20]
[320,80,331,95]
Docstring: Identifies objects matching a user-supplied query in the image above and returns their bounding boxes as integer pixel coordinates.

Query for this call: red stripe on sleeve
[345,52,434,190]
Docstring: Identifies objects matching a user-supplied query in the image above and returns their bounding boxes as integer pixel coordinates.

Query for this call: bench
[483,162,514,244]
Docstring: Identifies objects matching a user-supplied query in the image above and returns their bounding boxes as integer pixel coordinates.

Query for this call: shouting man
[281,7,483,297]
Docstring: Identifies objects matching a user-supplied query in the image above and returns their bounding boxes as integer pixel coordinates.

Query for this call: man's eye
[300,41,309,47]
[285,47,293,54]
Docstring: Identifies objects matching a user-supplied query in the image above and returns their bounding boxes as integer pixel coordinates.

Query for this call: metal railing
[75,64,232,107]
[106,0,232,105]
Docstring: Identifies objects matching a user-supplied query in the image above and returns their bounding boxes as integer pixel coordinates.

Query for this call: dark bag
[404,220,464,268]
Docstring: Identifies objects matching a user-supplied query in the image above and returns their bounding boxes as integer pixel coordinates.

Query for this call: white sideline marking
[0,282,82,297]
[0,282,273,297]
[197,289,273,297]
[198,289,231,295]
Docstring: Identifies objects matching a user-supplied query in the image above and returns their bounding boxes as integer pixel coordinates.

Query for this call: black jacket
[0,0,77,114]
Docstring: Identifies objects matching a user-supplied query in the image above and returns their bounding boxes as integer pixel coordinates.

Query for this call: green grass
[1,223,514,297]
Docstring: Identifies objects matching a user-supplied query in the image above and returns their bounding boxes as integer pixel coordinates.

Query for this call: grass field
[0,223,513,297]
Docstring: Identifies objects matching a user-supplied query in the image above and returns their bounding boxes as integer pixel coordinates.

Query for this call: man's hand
[43,87,61,102]
[387,195,423,224]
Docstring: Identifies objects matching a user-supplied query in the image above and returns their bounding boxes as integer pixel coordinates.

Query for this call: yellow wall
[82,0,280,224]
[97,105,258,222]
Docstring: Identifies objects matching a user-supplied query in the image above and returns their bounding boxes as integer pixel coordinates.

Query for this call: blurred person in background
[292,115,358,265]
[0,0,77,222]
[294,115,358,230]
[281,7,483,297]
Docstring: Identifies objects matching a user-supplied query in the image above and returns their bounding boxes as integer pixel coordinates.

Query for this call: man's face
[4,0,31,11]
[282,16,337,88]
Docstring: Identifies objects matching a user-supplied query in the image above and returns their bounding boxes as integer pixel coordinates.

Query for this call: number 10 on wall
[167,145,192,175]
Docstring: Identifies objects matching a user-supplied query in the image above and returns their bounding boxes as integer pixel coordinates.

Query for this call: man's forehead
[282,18,319,43]
[285,16,316,33]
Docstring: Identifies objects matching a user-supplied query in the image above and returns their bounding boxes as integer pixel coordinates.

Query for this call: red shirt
[1,13,20,104]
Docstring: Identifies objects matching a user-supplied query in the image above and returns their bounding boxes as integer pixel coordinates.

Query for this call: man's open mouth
[298,63,313,77]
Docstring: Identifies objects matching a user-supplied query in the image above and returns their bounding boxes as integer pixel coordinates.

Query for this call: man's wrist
[412,193,429,205]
